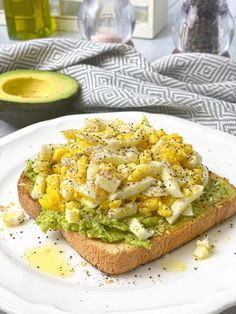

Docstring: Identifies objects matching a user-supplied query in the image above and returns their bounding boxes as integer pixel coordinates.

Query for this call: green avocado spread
[27,169,233,249]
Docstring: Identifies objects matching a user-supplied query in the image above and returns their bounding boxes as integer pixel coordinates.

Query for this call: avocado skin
[0,91,79,127]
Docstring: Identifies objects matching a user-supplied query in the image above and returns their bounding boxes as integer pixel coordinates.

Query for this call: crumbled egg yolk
[39,174,64,211]
[29,116,208,239]
[109,199,122,209]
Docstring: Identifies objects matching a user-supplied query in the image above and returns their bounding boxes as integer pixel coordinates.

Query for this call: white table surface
[0,0,236,313]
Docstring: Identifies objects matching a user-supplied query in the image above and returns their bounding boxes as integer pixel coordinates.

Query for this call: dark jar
[172,0,234,55]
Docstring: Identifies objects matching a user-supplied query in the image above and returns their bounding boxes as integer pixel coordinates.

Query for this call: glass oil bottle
[3,0,53,40]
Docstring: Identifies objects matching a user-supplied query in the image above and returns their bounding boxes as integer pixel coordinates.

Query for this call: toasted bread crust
[18,172,236,275]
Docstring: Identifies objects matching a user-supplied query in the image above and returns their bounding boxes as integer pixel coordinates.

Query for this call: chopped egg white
[108,202,137,219]
[33,145,55,173]
[202,165,209,186]
[95,171,121,193]
[182,204,194,216]
[185,151,202,169]
[105,138,140,150]
[128,161,163,181]
[167,185,204,224]
[161,162,183,198]
[31,174,46,200]
[110,177,156,201]
[193,237,213,260]
[143,180,168,197]
[65,207,80,224]
[86,161,99,182]
[79,197,100,209]
[60,180,76,201]
[62,157,77,167]
[94,147,138,165]
[151,139,166,155]
[84,118,106,132]
[76,183,98,202]
[76,184,100,207]
[39,144,55,159]
[129,218,154,240]
[2,209,25,227]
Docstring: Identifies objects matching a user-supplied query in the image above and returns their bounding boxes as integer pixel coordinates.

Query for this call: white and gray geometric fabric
[1,38,236,135]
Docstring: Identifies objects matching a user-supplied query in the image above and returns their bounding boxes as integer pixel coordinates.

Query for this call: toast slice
[18,171,236,275]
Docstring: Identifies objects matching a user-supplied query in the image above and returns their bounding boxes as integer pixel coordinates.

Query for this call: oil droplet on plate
[24,245,74,278]
[161,258,187,272]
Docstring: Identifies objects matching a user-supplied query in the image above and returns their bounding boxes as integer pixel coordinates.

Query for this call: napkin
[1,38,236,135]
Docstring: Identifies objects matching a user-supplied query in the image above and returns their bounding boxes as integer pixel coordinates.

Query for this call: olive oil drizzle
[24,245,74,278]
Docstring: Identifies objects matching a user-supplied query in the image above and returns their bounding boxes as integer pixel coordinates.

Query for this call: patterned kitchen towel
[1,38,236,135]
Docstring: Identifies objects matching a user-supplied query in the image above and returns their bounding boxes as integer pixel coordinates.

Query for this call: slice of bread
[18,172,236,275]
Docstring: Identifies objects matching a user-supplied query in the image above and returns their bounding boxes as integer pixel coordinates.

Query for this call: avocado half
[0,70,79,127]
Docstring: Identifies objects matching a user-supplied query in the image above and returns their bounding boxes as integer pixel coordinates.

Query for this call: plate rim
[0,111,236,314]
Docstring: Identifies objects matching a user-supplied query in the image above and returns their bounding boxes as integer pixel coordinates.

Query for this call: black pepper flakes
[86,270,91,277]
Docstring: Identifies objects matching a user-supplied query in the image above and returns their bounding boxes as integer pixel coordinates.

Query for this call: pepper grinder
[78,0,136,44]
[172,0,234,56]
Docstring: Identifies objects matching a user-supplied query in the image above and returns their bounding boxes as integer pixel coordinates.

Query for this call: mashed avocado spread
[29,169,232,249]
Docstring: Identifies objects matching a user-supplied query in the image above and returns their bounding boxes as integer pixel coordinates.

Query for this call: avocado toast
[17,117,236,275]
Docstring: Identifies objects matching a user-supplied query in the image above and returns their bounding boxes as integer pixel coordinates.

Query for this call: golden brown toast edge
[17,172,236,275]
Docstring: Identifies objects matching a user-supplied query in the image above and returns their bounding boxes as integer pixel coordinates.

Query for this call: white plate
[0,112,236,314]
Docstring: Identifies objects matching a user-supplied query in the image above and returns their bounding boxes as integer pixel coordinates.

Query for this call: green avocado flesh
[25,166,234,249]
[0,70,79,104]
